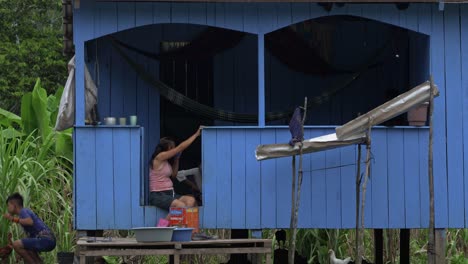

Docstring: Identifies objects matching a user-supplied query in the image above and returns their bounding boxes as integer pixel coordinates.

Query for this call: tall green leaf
[20,92,35,134]
[31,79,52,139]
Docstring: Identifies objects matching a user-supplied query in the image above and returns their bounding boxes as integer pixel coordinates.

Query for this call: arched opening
[265,15,430,126]
[84,23,258,205]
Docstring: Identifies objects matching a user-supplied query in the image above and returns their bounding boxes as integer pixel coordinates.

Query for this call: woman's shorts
[150,190,182,210]
[21,237,56,252]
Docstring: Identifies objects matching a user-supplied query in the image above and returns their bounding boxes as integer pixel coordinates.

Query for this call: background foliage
[0,0,68,113]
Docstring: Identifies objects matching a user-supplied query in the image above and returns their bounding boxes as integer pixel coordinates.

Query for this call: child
[3,193,56,264]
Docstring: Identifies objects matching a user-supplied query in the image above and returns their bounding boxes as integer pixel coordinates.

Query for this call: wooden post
[374,229,383,264]
[435,229,446,264]
[358,123,372,264]
[289,98,307,264]
[428,75,436,264]
[400,229,410,264]
[355,145,362,263]
[288,155,296,264]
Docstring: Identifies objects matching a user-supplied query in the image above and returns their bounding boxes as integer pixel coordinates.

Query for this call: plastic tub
[171,227,194,242]
[133,227,174,242]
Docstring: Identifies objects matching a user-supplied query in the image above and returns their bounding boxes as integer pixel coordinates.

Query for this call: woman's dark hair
[149,137,175,168]
[6,193,23,207]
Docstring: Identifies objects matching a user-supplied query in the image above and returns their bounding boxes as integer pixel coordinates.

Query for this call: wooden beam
[399,229,410,264]
[374,229,383,264]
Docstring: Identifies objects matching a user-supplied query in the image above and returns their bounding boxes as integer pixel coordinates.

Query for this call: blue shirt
[19,208,54,239]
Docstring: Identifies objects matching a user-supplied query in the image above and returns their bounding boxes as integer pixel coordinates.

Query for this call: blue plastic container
[171,227,194,242]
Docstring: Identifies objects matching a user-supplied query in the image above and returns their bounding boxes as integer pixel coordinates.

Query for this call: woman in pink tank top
[149,126,203,214]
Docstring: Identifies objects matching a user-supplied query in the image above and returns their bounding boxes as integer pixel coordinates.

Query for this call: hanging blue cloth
[288,107,304,146]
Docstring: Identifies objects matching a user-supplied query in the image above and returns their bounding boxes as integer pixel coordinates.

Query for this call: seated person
[148,127,202,217]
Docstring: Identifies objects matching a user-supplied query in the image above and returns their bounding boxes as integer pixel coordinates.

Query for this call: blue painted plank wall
[74,2,466,228]
[200,127,428,229]
[75,127,146,230]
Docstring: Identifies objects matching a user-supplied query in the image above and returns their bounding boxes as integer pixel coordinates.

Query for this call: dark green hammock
[109,36,390,123]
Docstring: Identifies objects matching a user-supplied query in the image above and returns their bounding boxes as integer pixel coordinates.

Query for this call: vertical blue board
[225,3,244,32]
[431,4,448,228]
[75,129,96,229]
[444,5,464,228]
[216,130,232,228]
[340,145,356,229]
[419,130,429,228]
[404,129,421,228]
[325,148,341,229]
[96,2,117,39]
[202,129,217,228]
[231,129,246,228]
[153,2,171,24]
[117,2,135,32]
[135,2,153,27]
[310,129,327,228]
[387,130,405,228]
[131,128,144,227]
[214,3,225,28]
[291,2,309,24]
[171,2,189,24]
[379,4,399,27]
[276,3,292,30]
[405,4,419,33]
[462,5,468,228]
[417,4,432,229]
[260,129,276,228]
[257,3,277,34]
[113,129,132,228]
[245,130,261,228]
[242,3,258,34]
[298,129,312,228]
[95,129,115,229]
[205,2,216,28]
[275,129,292,228]
[371,130,388,228]
[188,3,207,26]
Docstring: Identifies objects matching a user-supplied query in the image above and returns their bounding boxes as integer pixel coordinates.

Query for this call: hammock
[109,36,390,123]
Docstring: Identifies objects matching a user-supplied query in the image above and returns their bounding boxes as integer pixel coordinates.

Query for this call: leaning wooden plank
[336,81,439,139]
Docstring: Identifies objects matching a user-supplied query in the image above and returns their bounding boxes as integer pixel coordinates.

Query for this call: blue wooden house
[72,0,468,233]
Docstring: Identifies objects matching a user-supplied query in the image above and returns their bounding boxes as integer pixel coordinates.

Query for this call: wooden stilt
[358,122,372,264]
[435,229,446,264]
[374,229,383,264]
[355,145,362,263]
[289,98,307,264]
[400,229,410,264]
[428,75,436,264]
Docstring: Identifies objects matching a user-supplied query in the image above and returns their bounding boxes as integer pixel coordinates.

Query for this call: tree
[0,0,68,113]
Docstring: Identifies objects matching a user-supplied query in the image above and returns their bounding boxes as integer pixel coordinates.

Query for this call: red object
[169,207,199,233]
